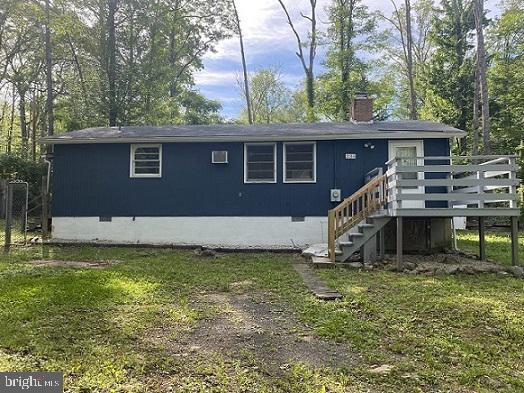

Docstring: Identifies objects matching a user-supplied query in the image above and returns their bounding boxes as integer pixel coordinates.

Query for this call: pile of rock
[341,252,524,279]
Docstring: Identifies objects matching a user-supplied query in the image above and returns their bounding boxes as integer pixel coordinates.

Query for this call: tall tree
[473,0,490,154]
[404,0,417,119]
[277,0,317,122]
[319,0,376,121]
[423,0,475,152]
[106,0,118,127]
[232,0,252,124]
[382,0,419,119]
[44,0,54,136]
[488,0,524,154]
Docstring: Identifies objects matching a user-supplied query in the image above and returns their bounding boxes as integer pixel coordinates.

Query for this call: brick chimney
[350,93,374,123]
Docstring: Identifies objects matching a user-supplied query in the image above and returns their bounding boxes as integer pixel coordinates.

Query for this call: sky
[194,0,501,119]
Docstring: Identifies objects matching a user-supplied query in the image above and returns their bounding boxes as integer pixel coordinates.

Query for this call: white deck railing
[386,155,520,217]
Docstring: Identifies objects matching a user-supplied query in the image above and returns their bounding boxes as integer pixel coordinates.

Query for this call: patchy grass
[1,245,523,392]
[456,229,524,266]
[0,218,27,246]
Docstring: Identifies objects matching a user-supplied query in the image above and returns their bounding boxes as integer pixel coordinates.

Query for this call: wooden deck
[327,155,521,266]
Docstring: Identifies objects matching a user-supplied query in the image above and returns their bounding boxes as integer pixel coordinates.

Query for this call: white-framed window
[244,143,277,183]
[283,142,316,183]
[212,150,228,164]
[130,144,162,178]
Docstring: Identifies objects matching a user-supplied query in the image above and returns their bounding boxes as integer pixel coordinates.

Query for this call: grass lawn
[456,229,524,266]
[0,243,523,392]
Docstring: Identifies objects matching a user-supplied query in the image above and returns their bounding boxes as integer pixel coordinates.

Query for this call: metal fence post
[41,175,49,238]
[4,183,13,252]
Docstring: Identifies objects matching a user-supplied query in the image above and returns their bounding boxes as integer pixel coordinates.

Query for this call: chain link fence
[2,180,29,250]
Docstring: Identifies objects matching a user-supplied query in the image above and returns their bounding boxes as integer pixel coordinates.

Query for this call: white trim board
[52,216,329,248]
[41,131,464,145]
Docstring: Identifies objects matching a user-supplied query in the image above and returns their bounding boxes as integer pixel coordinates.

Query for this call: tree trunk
[277,0,317,122]
[473,0,490,154]
[107,0,118,127]
[340,0,355,121]
[19,90,28,159]
[31,92,38,161]
[45,0,54,136]
[405,0,417,120]
[232,1,253,124]
[472,61,480,157]
[7,85,15,154]
[306,70,315,122]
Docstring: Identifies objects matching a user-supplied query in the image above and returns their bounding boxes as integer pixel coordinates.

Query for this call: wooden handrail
[328,175,388,261]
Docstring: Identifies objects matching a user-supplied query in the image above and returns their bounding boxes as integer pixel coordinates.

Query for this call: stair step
[338,241,354,248]
[311,256,335,268]
[349,232,364,238]
[358,223,375,229]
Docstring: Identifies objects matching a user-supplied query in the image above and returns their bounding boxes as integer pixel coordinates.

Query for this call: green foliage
[0,154,45,196]
[240,68,306,124]
[488,0,524,154]
[0,154,47,208]
[316,0,384,121]
[423,0,476,137]
[0,0,231,156]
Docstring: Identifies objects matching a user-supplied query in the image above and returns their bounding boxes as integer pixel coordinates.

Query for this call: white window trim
[211,150,228,164]
[130,144,162,178]
[244,143,277,184]
[283,142,317,184]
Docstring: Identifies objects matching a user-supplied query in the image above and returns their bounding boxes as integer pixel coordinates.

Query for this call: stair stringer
[335,215,392,263]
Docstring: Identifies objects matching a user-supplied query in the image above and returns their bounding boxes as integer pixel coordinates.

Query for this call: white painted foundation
[52,216,329,248]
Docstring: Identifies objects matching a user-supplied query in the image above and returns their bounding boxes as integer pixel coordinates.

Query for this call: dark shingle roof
[41,120,465,144]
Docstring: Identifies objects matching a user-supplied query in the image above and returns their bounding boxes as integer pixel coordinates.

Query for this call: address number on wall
[345,153,357,160]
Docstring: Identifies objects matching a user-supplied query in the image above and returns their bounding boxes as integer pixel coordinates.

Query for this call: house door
[388,140,424,209]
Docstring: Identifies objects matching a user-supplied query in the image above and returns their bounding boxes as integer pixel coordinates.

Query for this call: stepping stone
[293,263,342,301]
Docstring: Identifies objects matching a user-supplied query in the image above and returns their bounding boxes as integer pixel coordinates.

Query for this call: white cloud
[205,0,328,61]
[194,71,241,87]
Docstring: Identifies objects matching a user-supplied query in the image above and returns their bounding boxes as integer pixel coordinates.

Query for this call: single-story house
[41,95,520,263]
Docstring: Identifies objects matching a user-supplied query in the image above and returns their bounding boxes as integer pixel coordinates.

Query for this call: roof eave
[39,130,466,145]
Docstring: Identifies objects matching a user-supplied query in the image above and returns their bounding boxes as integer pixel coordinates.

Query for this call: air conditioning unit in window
[212,151,228,164]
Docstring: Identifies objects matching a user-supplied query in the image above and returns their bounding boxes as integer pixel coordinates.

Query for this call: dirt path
[156,290,355,374]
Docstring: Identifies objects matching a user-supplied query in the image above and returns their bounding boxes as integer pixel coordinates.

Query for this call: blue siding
[52,138,450,217]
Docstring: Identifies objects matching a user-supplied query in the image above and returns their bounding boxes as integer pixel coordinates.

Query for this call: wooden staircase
[328,174,389,262]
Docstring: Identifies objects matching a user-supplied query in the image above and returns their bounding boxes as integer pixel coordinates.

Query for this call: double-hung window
[283,142,316,183]
[244,143,276,183]
[130,144,162,178]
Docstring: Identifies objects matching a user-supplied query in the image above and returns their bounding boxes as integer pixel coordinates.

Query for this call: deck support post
[378,228,385,260]
[397,217,403,270]
[511,216,519,266]
[478,216,486,261]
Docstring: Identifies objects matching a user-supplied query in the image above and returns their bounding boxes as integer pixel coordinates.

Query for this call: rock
[473,264,504,274]
[347,262,363,269]
[194,248,217,258]
[403,262,417,271]
[369,364,394,375]
[506,266,524,278]
[363,263,374,270]
[461,265,476,275]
